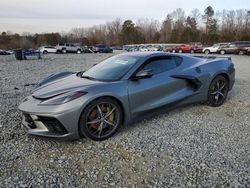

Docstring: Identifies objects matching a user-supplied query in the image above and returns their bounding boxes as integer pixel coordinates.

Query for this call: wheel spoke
[98,122,104,137]
[219,84,225,91]
[215,93,219,103]
[218,91,224,97]
[211,91,217,95]
[216,81,220,90]
[104,119,115,127]
[104,107,116,118]
[97,105,103,117]
[87,119,101,124]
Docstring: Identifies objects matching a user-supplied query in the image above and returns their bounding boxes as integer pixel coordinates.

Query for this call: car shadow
[116,102,201,135]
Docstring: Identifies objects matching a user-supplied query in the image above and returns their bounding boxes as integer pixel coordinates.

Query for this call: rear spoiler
[193,55,231,61]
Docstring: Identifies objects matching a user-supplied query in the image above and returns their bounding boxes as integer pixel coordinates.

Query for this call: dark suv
[217,41,250,55]
[93,44,113,53]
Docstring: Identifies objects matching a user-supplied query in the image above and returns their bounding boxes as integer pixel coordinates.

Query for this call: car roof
[119,51,167,57]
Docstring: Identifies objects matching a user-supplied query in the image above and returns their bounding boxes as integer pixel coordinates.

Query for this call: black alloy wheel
[207,75,229,107]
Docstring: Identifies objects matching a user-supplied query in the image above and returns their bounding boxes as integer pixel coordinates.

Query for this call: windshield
[82,55,140,81]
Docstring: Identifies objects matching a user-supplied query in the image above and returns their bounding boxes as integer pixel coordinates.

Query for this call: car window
[140,57,181,75]
[82,55,140,81]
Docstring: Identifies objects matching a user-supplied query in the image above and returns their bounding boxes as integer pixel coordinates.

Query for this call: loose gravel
[0,52,250,187]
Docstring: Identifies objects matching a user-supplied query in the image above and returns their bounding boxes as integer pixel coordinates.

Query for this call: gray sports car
[18,52,235,141]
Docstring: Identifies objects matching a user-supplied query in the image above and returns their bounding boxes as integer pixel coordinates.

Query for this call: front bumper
[18,95,88,140]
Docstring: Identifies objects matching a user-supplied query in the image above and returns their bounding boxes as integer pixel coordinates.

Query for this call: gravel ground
[0,52,250,187]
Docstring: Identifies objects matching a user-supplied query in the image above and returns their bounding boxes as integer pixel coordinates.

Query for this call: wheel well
[217,73,229,83]
[78,96,125,137]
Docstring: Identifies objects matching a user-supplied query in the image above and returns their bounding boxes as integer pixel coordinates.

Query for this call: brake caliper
[107,107,114,122]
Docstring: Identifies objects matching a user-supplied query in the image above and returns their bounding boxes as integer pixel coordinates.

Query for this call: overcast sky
[0,0,249,34]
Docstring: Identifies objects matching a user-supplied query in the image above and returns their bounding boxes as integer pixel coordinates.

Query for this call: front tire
[79,98,123,141]
[62,49,67,54]
[77,49,81,54]
[207,75,229,107]
[204,50,210,55]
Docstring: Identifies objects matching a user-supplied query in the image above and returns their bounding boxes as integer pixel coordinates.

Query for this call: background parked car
[82,46,94,53]
[56,43,82,54]
[234,41,250,55]
[175,44,192,53]
[217,41,250,55]
[93,44,113,53]
[202,43,229,54]
[189,42,204,53]
[217,43,237,55]
[163,45,179,52]
[111,46,123,50]
[237,46,250,55]
[0,49,11,55]
[39,46,57,54]
[246,47,250,56]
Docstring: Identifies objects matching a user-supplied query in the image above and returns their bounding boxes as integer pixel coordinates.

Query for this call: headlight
[39,91,87,105]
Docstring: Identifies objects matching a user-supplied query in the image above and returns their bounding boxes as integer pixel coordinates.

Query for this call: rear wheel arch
[212,72,229,84]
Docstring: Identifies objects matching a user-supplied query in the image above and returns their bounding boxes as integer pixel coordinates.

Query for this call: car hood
[32,74,103,99]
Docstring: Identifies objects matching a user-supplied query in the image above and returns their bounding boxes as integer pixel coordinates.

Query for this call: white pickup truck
[202,43,229,54]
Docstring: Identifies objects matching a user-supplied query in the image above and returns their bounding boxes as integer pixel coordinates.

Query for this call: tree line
[0,6,249,49]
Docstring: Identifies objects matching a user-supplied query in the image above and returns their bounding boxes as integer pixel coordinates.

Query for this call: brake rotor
[89,110,98,129]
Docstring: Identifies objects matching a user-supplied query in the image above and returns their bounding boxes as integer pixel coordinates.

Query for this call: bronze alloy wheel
[79,98,122,141]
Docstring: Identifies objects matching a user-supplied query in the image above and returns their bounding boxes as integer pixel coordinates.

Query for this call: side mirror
[131,69,153,80]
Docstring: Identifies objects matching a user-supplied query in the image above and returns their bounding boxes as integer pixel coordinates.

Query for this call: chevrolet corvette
[18,52,235,141]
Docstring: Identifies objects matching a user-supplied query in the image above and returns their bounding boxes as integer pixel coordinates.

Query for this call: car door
[68,44,75,52]
[128,56,191,117]
[211,44,219,52]
[227,44,237,53]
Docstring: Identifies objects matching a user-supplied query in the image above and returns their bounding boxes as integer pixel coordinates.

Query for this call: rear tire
[178,50,182,53]
[206,75,229,107]
[190,50,194,53]
[238,51,244,55]
[79,98,123,141]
